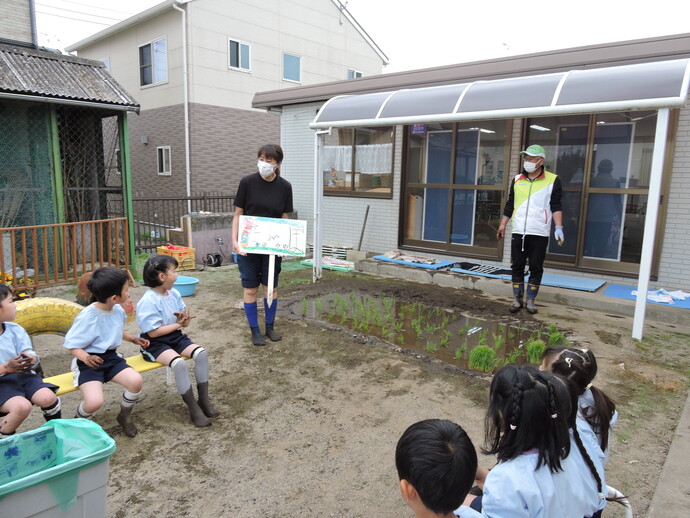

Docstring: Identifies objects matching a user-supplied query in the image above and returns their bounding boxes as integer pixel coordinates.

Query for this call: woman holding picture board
[232,144,294,346]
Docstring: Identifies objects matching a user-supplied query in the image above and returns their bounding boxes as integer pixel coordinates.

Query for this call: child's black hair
[257,144,284,176]
[483,364,571,473]
[396,419,478,515]
[87,267,130,303]
[0,284,11,306]
[542,347,616,451]
[142,254,178,288]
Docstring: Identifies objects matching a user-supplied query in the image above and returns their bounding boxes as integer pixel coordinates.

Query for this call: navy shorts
[74,350,131,386]
[139,330,194,362]
[237,253,282,289]
[0,373,58,406]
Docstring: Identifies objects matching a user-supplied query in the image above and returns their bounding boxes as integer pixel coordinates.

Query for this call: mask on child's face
[257,160,276,178]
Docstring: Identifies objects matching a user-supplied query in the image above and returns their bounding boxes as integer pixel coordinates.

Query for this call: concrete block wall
[127,102,280,197]
[128,104,187,196]
[189,103,279,195]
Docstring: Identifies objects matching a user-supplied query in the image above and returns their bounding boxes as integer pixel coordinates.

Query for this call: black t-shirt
[234,172,294,218]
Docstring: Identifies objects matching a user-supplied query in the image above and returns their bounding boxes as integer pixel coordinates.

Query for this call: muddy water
[289,292,547,373]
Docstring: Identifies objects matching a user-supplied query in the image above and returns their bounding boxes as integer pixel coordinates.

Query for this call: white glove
[554,226,565,245]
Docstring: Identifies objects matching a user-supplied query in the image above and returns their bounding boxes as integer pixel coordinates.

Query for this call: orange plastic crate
[156,246,196,271]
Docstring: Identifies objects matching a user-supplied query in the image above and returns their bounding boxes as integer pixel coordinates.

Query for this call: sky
[34,0,690,74]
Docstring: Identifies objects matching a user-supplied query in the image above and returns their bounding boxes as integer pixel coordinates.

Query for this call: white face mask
[257,160,276,178]
[523,160,540,174]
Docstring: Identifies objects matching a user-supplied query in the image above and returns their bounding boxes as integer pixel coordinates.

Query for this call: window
[347,69,363,79]
[322,127,394,198]
[139,38,168,86]
[228,39,250,71]
[282,52,301,82]
[101,57,110,72]
[157,146,171,176]
[402,120,509,255]
[524,110,669,276]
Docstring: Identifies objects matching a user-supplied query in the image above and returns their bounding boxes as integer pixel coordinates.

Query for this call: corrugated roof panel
[0,44,139,110]
[459,73,563,113]
[379,84,469,118]
[310,58,690,128]
[313,92,391,124]
[556,59,690,106]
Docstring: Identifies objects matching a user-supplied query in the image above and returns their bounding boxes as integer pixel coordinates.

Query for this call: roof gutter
[0,91,139,112]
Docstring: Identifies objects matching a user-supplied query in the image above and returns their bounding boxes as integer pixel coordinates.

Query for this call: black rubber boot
[251,326,266,346]
[197,382,220,418]
[43,410,62,421]
[509,283,524,313]
[181,388,211,427]
[116,405,138,437]
[265,323,282,342]
[526,283,540,314]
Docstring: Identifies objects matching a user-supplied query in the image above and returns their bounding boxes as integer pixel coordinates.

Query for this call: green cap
[519,144,545,158]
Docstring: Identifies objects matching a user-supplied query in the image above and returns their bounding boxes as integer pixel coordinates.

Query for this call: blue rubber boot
[526,283,540,314]
[510,283,524,313]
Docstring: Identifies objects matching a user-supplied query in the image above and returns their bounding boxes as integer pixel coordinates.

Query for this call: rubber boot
[197,382,220,418]
[181,388,211,427]
[265,323,282,342]
[251,326,266,346]
[43,410,62,421]
[116,405,138,437]
[509,283,524,313]
[526,283,539,314]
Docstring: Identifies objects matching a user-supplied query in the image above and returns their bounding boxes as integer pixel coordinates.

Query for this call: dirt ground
[22,263,690,518]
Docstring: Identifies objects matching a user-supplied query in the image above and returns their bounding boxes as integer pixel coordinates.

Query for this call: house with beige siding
[66,0,387,199]
[253,33,690,331]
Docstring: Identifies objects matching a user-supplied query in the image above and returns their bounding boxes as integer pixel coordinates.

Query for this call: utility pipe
[172,1,192,214]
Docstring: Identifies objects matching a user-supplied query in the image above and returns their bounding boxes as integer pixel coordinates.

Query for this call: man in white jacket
[496,145,564,314]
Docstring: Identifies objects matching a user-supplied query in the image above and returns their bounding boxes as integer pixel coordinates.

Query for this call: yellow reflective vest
[505,169,562,237]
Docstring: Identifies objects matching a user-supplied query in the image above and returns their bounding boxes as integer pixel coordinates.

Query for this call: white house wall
[72,10,185,110]
[281,103,401,252]
[186,0,384,111]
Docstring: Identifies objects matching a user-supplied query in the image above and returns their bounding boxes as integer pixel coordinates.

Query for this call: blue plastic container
[173,276,199,296]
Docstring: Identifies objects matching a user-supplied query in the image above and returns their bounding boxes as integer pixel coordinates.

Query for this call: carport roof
[310,58,690,129]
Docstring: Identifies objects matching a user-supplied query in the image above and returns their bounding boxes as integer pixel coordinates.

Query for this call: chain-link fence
[0,100,128,287]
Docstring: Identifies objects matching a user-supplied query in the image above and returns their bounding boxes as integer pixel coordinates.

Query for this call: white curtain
[323,143,393,173]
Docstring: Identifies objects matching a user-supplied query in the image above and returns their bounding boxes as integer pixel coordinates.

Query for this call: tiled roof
[0,44,139,111]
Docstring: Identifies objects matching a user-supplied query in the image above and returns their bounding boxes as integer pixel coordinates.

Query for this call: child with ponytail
[463,364,601,518]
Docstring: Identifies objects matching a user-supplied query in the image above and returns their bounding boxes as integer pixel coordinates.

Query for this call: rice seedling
[502,347,521,366]
[526,338,546,364]
[493,333,506,350]
[454,344,467,360]
[469,345,496,373]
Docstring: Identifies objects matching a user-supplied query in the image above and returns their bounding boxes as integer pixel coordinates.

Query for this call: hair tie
[580,349,589,354]
[551,413,558,419]
[565,357,573,367]
[509,424,517,430]
[585,383,592,389]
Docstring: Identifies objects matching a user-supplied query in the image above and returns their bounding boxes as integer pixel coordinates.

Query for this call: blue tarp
[449,266,605,292]
[373,255,455,270]
[602,284,690,308]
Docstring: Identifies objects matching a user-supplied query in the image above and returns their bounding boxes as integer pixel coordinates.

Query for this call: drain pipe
[172,1,192,214]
